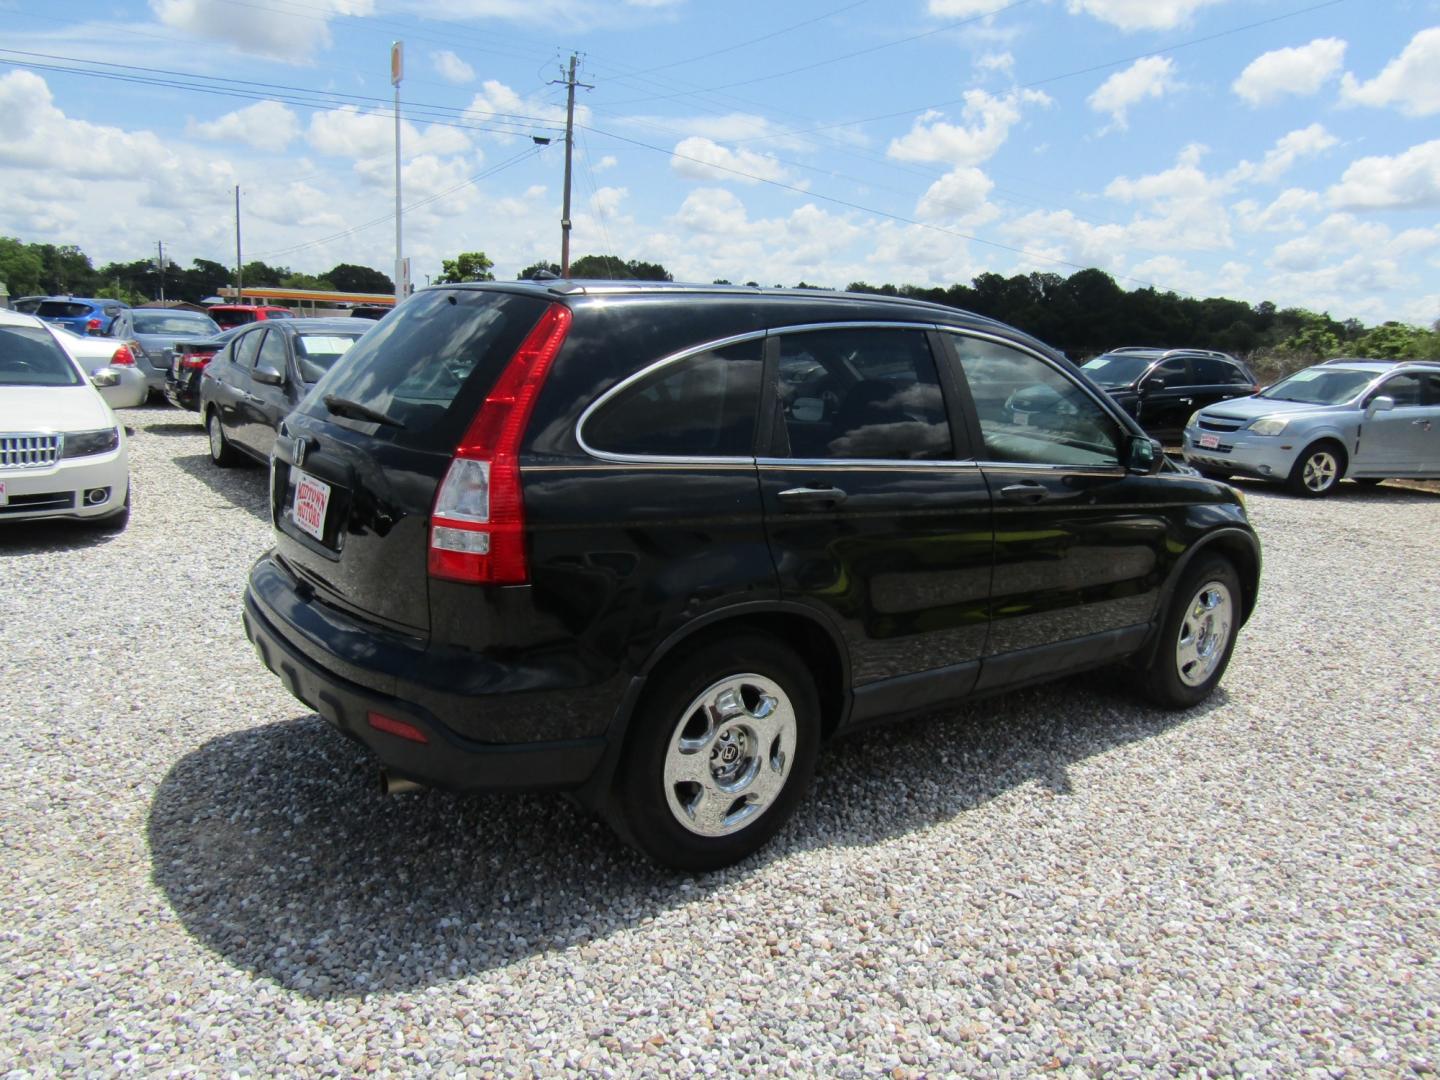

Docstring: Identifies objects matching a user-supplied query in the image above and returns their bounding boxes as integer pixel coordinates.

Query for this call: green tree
[517,261,561,280]
[36,243,99,296]
[326,263,394,293]
[281,271,337,291]
[434,251,495,283]
[568,254,672,281]
[0,236,45,297]
[240,261,290,287]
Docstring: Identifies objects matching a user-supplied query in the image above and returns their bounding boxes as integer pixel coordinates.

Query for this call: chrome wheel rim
[1175,580,1234,687]
[663,673,797,837]
[1302,450,1338,492]
[208,414,224,459]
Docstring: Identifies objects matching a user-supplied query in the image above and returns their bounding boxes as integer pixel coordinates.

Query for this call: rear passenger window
[583,339,763,457]
[1194,357,1249,385]
[775,328,951,460]
[233,328,264,370]
[953,336,1122,467]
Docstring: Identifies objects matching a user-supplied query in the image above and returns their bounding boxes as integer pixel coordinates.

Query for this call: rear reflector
[367,711,429,743]
[428,303,572,585]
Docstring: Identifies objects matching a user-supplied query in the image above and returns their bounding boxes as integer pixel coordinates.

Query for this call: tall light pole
[234,185,243,303]
[392,41,405,303]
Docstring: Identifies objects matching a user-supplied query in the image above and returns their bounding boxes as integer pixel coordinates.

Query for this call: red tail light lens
[428,303,572,585]
[109,344,135,366]
[86,318,102,333]
[180,351,216,370]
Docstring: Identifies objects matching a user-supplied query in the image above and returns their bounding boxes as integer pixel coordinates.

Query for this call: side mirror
[89,367,129,409]
[1140,376,1166,393]
[253,363,285,386]
[1365,394,1395,417]
[90,367,120,387]
[1126,434,1164,474]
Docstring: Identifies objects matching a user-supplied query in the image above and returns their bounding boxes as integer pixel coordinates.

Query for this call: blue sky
[1,0,1437,325]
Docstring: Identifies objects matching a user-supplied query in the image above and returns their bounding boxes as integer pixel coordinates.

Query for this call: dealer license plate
[1198,433,1220,449]
[292,468,330,541]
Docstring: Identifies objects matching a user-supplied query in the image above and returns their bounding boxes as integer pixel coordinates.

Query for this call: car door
[1358,372,1438,474]
[239,328,292,458]
[1134,357,1193,438]
[756,324,993,722]
[211,326,264,447]
[941,331,1171,691]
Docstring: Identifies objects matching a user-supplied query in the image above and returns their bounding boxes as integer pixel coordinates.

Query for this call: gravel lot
[2,402,1438,1076]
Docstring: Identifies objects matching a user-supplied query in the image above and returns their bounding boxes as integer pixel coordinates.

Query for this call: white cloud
[1088,57,1176,130]
[1066,0,1225,32]
[388,0,680,28]
[1234,188,1324,233]
[1230,123,1339,185]
[1107,143,1216,202]
[915,167,997,223]
[432,50,476,85]
[977,52,1014,75]
[670,137,791,185]
[594,155,618,172]
[928,0,1005,14]
[1327,140,1440,210]
[1339,27,1440,117]
[464,80,575,141]
[1232,38,1346,106]
[307,105,471,164]
[188,101,299,150]
[149,0,373,61]
[887,89,1051,167]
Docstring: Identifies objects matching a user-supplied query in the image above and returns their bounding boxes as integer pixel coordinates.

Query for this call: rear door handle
[1000,481,1048,504]
[778,485,848,508]
[1412,419,1432,429]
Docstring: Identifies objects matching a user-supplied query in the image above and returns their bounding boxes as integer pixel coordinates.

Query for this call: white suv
[1182,360,1440,496]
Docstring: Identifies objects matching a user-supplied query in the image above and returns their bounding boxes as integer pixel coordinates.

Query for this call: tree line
[5,236,1435,379]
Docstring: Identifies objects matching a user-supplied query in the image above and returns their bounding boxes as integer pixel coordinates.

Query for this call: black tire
[206,408,242,468]
[1141,554,1243,709]
[1286,440,1345,497]
[614,633,821,872]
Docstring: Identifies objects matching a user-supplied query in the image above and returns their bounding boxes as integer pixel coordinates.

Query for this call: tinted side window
[232,328,264,370]
[776,328,951,460]
[953,337,1122,467]
[583,339,762,457]
[257,329,288,375]
[1379,374,1424,407]
[1193,357,1248,385]
[1149,357,1190,386]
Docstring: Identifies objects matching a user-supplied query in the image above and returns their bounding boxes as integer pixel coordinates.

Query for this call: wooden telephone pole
[554,54,592,277]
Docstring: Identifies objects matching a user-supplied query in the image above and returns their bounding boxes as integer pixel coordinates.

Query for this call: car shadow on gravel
[170,452,268,521]
[0,519,121,553]
[147,672,1216,998]
[140,421,203,437]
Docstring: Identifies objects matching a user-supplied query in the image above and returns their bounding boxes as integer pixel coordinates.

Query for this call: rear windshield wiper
[323,394,405,428]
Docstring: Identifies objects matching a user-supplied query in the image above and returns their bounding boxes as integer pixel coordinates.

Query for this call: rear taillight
[109,344,135,366]
[428,303,572,585]
[180,351,216,370]
[86,318,102,334]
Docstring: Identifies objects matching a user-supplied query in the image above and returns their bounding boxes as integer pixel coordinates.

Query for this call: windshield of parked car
[294,334,362,382]
[1080,353,1152,387]
[131,312,222,336]
[1259,367,1376,405]
[0,325,83,387]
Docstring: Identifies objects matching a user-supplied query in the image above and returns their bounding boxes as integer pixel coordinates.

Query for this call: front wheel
[1286,441,1344,497]
[1142,555,1242,709]
[615,634,820,872]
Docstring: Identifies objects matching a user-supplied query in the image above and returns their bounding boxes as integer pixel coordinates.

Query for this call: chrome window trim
[757,456,978,470]
[575,328,768,465]
[935,326,1130,470]
[767,320,941,335]
[975,461,1126,476]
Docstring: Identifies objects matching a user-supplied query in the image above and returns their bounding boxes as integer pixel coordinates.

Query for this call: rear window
[36,301,91,319]
[211,309,257,329]
[132,312,221,336]
[0,326,83,387]
[301,288,549,450]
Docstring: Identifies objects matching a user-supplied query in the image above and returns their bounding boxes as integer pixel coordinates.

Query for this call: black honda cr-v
[243,281,1261,870]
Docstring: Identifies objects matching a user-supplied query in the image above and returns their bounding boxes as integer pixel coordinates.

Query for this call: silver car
[1182,360,1440,496]
[108,308,222,391]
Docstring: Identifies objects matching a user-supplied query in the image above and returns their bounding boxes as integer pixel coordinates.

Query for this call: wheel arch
[1135,526,1261,669]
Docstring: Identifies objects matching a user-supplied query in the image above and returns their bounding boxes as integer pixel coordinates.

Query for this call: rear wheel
[615,634,820,872]
[1286,441,1344,497]
[1142,554,1241,709]
[207,409,242,468]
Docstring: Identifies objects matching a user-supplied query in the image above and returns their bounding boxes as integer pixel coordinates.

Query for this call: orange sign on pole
[390,41,403,87]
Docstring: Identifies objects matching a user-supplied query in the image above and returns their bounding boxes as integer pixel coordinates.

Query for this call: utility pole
[235,185,243,303]
[156,241,165,302]
[392,41,405,303]
[553,54,592,277]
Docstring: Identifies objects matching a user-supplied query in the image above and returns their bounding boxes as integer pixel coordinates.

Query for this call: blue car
[32,297,130,336]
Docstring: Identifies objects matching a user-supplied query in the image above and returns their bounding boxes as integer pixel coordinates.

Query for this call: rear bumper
[163,370,201,411]
[242,555,612,791]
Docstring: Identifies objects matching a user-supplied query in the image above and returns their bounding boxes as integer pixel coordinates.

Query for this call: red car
[207,305,296,330]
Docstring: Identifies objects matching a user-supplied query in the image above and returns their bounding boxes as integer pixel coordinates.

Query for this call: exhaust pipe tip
[380,771,424,796]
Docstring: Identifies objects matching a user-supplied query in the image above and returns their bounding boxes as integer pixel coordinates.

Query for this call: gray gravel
[2,402,1438,1076]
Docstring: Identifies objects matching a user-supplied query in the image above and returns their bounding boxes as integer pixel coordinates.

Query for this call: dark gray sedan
[109,308,223,392]
[198,317,368,467]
